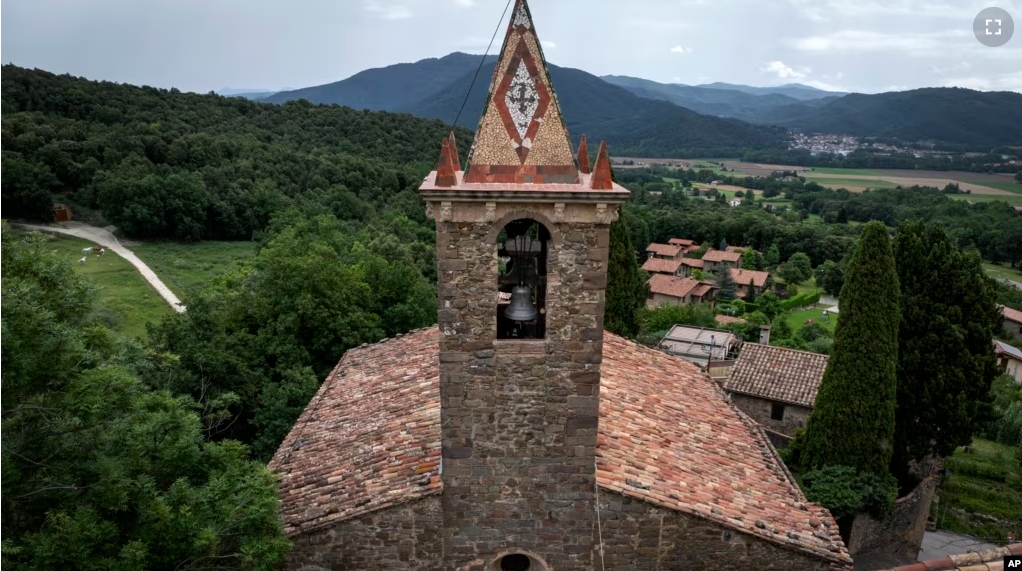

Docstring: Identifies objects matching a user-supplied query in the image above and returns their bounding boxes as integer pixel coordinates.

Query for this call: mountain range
[261,52,1022,151]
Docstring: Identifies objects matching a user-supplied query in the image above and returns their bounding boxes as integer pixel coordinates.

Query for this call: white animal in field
[78,256,87,264]
[95,247,105,256]
[82,247,92,254]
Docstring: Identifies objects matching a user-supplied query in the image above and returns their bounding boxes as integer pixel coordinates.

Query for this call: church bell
[504,284,539,323]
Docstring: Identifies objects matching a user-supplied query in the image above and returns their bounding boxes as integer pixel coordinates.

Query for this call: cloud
[670,45,693,54]
[792,30,970,54]
[785,0,972,20]
[364,1,412,20]
[453,0,474,5]
[760,60,805,79]
[545,41,557,49]
[942,70,1022,92]
[929,61,971,75]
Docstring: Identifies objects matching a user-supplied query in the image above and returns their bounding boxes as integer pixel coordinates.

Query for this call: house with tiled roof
[647,274,716,307]
[702,248,743,274]
[1001,305,1022,340]
[645,242,683,260]
[269,2,851,569]
[730,267,771,298]
[678,257,706,277]
[668,237,695,247]
[641,256,683,276]
[725,343,829,438]
[994,339,1022,383]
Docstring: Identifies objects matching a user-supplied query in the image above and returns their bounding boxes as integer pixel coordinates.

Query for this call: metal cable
[451,0,514,128]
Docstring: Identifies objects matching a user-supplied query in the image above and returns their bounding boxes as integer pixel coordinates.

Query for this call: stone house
[702,249,743,274]
[724,343,828,438]
[647,274,716,307]
[668,237,702,255]
[1001,304,1022,340]
[730,268,770,298]
[268,3,852,569]
[994,339,1022,383]
[645,242,683,260]
[678,257,705,277]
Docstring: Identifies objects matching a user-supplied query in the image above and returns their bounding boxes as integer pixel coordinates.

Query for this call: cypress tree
[890,222,1001,486]
[716,267,738,301]
[766,243,781,267]
[605,217,647,338]
[798,221,900,476]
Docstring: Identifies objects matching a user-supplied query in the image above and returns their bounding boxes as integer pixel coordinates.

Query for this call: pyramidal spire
[464,0,579,184]
[448,131,461,172]
[577,134,590,174]
[590,141,612,190]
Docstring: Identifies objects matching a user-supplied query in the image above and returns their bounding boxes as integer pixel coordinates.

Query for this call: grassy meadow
[132,241,258,300]
[937,438,1022,543]
[26,231,171,340]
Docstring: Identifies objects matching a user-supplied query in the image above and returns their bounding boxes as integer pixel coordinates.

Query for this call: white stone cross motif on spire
[504,60,539,139]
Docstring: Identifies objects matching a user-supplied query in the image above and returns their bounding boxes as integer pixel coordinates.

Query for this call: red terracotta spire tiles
[577,134,590,174]
[435,137,458,187]
[462,0,579,184]
[590,141,613,190]
[448,131,461,172]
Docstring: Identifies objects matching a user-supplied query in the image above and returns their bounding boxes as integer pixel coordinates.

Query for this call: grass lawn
[28,232,171,340]
[961,180,1022,195]
[807,167,886,176]
[784,307,838,334]
[811,177,898,189]
[983,262,1022,283]
[936,438,1022,543]
[133,241,258,300]
[948,193,1022,207]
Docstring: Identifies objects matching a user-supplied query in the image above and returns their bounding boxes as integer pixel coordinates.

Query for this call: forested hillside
[267,59,790,157]
[1,65,470,240]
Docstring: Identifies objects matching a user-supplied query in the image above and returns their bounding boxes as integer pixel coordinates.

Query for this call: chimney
[759,325,771,345]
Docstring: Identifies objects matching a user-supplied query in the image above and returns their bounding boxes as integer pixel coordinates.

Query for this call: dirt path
[15,222,186,313]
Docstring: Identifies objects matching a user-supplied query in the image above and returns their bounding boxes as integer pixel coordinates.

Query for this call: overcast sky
[3,0,1020,95]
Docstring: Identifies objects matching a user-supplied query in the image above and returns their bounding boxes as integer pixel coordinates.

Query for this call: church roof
[270,328,851,566]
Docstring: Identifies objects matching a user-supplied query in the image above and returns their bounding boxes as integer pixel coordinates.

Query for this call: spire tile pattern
[464,0,578,183]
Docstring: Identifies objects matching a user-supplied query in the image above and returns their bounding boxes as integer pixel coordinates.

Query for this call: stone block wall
[593,490,845,570]
[434,202,614,570]
[730,393,811,437]
[287,496,443,571]
[846,477,937,562]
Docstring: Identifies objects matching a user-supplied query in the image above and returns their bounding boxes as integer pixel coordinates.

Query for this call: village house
[640,256,683,276]
[647,274,716,307]
[730,268,771,298]
[659,324,741,368]
[678,257,705,277]
[268,4,852,569]
[668,237,702,255]
[1001,305,1022,340]
[645,242,683,260]
[724,343,828,440]
[994,340,1022,383]
[702,248,743,274]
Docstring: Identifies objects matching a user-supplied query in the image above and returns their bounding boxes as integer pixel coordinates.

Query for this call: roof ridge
[743,342,830,359]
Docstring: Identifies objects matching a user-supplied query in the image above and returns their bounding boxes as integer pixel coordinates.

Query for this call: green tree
[716,268,738,301]
[890,221,1001,486]
[719,238,729,251]
[766,243,781,267]
[605,217,648,338]
[1,226,290,570]
[795,221,900,477]
[787,252,813,282]
[815,260,845,296]
[741,248,757,270]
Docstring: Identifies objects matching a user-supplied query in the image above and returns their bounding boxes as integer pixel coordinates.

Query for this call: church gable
[465,0,578,183]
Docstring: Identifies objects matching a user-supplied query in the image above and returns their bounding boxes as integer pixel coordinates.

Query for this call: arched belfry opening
[497,218,549,339]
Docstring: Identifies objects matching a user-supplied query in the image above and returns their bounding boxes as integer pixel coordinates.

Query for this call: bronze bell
[504,285,538,322]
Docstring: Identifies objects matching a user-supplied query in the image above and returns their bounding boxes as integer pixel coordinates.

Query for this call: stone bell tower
[419,2,629,569]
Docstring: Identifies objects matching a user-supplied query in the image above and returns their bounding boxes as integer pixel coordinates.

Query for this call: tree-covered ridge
[1,65,472,240]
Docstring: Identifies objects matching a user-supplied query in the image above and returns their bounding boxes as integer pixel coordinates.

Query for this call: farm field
[949,193,1022,206]
[808,177,898,191]
[806,167,885,176]
[22,231,171,339]
[936,438,1022,543]
[133,241,258,300]
[960,180,1022,194]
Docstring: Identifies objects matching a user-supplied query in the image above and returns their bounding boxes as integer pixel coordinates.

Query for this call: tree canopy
[605,217,647,339]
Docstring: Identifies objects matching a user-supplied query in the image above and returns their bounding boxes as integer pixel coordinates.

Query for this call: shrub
[801,465,898,519]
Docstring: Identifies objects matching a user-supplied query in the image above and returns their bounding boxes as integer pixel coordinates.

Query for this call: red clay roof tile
[641,257,683,274]
[725,343,828,408]
[271,328,851,565]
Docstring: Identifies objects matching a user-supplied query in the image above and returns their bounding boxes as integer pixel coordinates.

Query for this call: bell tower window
[497,219,549,339]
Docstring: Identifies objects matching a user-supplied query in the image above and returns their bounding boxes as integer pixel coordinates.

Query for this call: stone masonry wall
[595,490,844,571]
[846,477,937,562]
[287,496,443,571]
[731,393,811,437]
[435,202,612,570]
